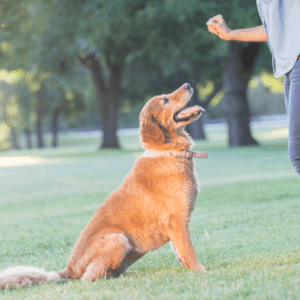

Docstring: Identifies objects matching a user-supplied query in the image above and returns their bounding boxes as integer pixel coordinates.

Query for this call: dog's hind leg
[109,251,144,278]
[81,233,132,281]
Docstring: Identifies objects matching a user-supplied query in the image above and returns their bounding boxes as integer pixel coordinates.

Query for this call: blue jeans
[284,58,300,178]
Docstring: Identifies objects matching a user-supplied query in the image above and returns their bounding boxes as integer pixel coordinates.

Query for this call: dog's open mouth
[174,105,205,122]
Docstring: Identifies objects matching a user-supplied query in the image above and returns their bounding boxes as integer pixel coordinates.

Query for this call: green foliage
[0,0,276,147]
[0,0,42,70]
[0,0,271,79]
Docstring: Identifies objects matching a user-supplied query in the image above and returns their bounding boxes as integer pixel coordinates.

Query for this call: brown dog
[0,83,205,289]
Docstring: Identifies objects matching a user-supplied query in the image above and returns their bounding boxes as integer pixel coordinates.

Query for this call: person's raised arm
[207,14,267,42]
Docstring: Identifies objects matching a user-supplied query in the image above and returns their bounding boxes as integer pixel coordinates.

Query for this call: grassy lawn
[0,126,299,299]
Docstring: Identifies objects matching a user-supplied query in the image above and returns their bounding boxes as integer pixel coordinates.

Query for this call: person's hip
[286,55,300,78]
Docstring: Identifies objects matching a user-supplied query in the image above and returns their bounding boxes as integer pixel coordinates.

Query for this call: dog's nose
[183,83,192,91]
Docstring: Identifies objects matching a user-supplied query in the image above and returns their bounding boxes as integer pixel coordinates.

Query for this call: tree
[0,81,21,149]
[207,0,273,146]
[33,74,86,148]
[1,0,225,148]
[0,0,273,149]
[151,0,272,146]
[15,80,34,149]
[119,1,225,141]
[47,79,86,148]
[0,1,93,149]
[222,41,262,146]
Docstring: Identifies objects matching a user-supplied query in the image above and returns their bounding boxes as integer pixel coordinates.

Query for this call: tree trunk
[189,116,206,140]
[36,89,47,148]
[100,108,120,148]
[186,82,223,141]
[101,64,123,149]
[24,128,32,149]
[83,54,123,149]
[223,41,262,147]
[36,119,44,148]
[186,88,206,140]
[10,127,20,150]
[52,105,61,148]
[2,102,20,150]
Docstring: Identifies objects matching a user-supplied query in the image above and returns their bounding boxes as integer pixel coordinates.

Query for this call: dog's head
[139,83,204,151]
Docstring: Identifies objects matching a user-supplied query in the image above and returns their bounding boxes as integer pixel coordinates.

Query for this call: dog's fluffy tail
[0,266,62,289]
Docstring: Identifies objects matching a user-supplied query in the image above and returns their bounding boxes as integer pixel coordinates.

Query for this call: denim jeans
[284,58,300,178]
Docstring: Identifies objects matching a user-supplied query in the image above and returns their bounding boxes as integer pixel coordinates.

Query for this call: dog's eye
[163,98,169,105]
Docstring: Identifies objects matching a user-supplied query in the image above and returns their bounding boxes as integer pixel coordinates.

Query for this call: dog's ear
[140,115,170,145]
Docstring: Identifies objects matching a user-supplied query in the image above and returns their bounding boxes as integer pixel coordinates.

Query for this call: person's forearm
[230,25,267,42]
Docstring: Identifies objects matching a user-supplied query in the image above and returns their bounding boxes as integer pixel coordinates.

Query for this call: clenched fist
[206,14,232,41]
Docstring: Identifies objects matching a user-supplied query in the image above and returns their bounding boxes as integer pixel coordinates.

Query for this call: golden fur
[0,83,204,289]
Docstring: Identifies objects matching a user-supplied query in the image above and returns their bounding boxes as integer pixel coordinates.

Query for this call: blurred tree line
[0,0,279,150]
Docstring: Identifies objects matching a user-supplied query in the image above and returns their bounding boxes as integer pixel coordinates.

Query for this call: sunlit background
[0,0,287,152]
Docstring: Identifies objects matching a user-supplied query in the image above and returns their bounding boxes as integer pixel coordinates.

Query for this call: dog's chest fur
[134,156,198,208]
[120,156,199,252]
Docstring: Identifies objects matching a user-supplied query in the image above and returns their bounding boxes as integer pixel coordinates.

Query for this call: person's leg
[284,67,300,268]
[284,73,290,113]
[286,60,300,178]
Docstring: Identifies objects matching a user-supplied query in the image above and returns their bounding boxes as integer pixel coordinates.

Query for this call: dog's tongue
[176,105,205,119]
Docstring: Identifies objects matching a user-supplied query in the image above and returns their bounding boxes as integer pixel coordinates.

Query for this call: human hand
[206,14,232,41]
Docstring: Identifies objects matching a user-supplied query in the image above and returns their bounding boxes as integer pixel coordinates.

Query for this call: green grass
[0,126,299,299]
